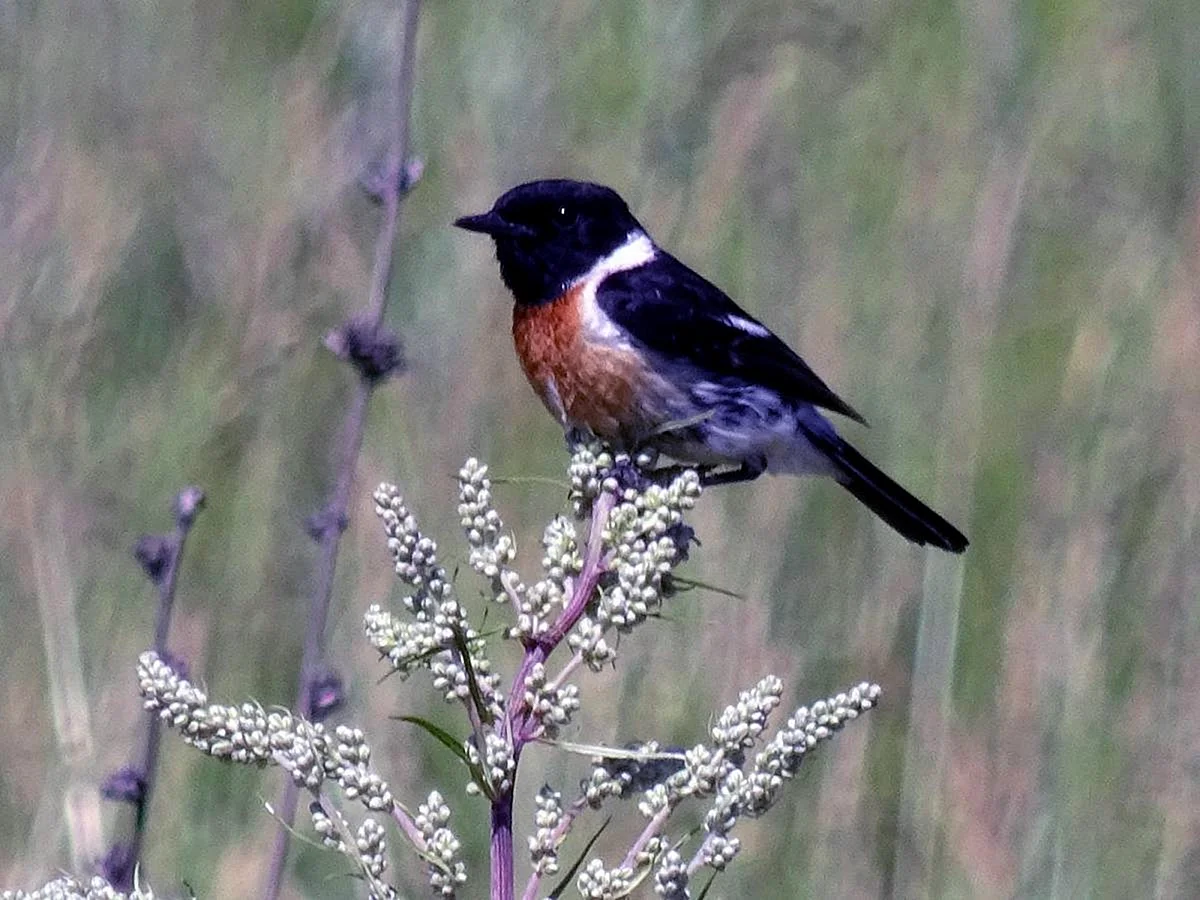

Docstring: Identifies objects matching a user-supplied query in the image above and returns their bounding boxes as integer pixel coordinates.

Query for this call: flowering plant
[9,446,878,900]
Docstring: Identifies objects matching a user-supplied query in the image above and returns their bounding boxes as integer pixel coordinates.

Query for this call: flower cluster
[135,651,466,899]
[581,741,687,809]
[369,482,502,715]
[566,444,618,513]
[711,675,783,763]
[332,725,394,811]
[563,677,881,897]
[527,784,565,876]
[509,516,581,641]
[522,662,580,739]
[466,731,517,796]
[1,878,154,900]
[138,652,390,807]
[110,446,883,900]
[137,650,298,769]
[415,791,468,897]
[576,858,635,900]
[654,849,689,900]
[355,817,388,880]
[566,615,618,671]
[719,682,881,822]
[688,683,880,877]
[457,461,586,643]
[311,801,343,850]
[457,458,524,605]
[566,460,701,670]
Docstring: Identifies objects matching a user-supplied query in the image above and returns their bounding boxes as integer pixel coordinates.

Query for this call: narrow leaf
[393,715,470,767]
[548,817,611,899]
[539,738,687,763]
[451,626,495,725]
[394,714,492,796]
[695,869,719,899]
[670,575,745,600]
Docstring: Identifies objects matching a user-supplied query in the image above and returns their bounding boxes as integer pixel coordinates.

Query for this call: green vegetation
[2,0,1197,897]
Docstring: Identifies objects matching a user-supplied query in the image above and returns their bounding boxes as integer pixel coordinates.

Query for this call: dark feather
[812,431,968,552]
[597,253,867,424]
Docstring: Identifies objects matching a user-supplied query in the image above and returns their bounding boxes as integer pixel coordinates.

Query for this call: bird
[454,179,968,552]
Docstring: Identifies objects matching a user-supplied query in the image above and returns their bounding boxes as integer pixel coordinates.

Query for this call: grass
[2,0,1199,896]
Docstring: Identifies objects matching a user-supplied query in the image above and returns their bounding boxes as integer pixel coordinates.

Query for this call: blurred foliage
[2,0,1199,897]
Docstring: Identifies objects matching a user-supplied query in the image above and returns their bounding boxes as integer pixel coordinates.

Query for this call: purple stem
[113,487,203,889]
[620,803,673,871]
[261,2,423,897]
[491,489,617,899]
[491,789,516,900]
[506,491,617,743]
[520,797,588,900]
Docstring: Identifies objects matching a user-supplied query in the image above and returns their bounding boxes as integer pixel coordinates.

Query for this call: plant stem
[261,2,422,896]
[491,789,516,900]
[519,797,588,900]
[117,487,203,889]
[540,491,618,650]
[620,803,673,871]
[506,491,616,743]
[493,489,617,898]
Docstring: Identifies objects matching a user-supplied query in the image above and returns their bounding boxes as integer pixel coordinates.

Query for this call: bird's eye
[553,205,576,227]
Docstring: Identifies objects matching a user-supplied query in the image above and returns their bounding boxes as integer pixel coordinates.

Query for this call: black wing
[597,253,866,424]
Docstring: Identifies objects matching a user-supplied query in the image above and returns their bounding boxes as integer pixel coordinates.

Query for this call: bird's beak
[453,211,531,238]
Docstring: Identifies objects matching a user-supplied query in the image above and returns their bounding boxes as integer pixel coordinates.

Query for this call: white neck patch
[571,231,656,289]
[571,231,656,345]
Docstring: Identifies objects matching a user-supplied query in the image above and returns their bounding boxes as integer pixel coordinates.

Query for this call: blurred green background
[3,0,1198,897]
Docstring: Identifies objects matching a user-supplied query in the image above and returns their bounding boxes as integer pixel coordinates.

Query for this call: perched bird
[455,179,968,552]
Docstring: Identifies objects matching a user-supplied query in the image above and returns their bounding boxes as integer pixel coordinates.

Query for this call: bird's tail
[816,435,968,553]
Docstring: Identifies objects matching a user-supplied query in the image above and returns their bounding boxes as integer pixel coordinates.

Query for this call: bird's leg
[564,425,594,451]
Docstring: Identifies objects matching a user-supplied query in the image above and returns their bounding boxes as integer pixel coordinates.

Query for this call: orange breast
[512,286,648,442]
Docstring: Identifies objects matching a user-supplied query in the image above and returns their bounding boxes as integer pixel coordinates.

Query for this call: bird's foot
[564,426,596,452]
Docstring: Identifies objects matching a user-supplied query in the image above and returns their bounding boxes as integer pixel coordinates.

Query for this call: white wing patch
[723,314,770,337]
[572,231,656,346]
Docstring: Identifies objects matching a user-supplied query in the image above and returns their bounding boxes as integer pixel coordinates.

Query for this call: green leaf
[393,714,470,767]
[695,870,718,899]
[451,626,495,725]
[670,575,745,600]
[394,713,493,797]
[548,817,611,899]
